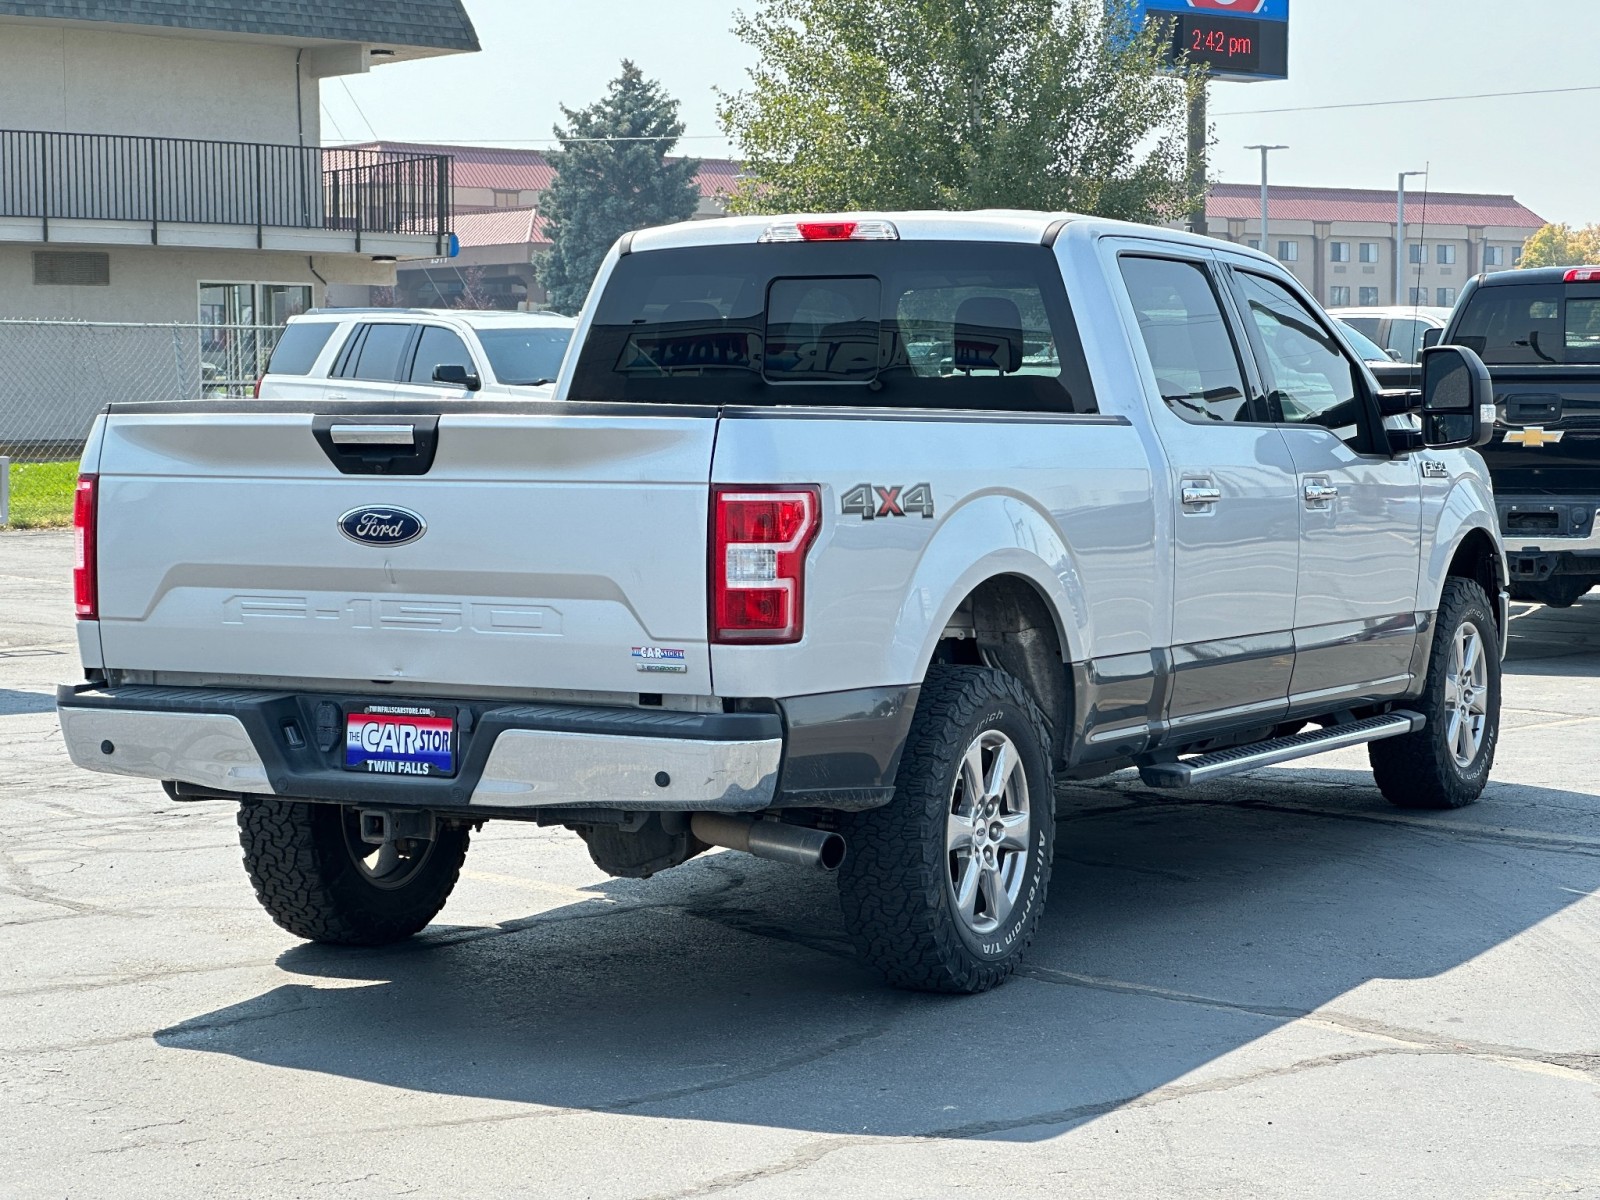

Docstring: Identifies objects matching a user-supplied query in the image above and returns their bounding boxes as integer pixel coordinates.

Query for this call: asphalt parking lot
[2,527,1598,1199]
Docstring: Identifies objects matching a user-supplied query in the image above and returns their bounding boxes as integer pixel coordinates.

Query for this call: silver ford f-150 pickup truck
[58,212,1507,993]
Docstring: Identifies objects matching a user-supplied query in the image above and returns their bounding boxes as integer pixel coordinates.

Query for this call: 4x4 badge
[1505,427,1565,448]
[842,483,935,520]
[1420,460,1448,479]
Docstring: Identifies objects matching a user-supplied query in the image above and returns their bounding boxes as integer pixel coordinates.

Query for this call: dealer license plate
[344,705,456,777]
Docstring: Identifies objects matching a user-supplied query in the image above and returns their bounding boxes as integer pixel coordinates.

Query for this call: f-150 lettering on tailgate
[221,596,562,636]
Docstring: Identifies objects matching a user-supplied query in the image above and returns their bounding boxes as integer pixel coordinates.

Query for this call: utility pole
[1188,86,1208,236]
[1245,144,1287,256]
[1396,170,1428,305]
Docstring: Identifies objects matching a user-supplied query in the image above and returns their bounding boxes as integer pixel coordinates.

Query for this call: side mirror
[433,363,482,391]
[1422,327,1444,350]
[1420,345,1495,449]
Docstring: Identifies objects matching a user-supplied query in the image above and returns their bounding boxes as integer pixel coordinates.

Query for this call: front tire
[238,799,469,945]
[837,667,1055,994]
[1370,578,1501,810]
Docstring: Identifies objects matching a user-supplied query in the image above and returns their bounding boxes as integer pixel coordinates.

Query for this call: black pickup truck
[1446,267,1600,606]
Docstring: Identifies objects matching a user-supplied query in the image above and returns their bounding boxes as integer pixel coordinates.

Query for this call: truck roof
[626,209,1275,264]
[1472,266,1600,287]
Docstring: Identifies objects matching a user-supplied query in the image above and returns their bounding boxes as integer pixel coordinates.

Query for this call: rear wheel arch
[932,574,1073,766]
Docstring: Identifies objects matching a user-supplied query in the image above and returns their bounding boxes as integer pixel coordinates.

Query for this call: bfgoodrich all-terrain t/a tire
[837,666,1055,994]
[238,798,469,945]
[1370,578,1502,810]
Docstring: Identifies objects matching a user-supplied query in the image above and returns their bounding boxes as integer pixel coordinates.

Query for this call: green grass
[4,460,79,530]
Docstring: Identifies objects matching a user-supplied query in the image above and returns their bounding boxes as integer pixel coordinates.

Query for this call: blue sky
[326,0,1599,226]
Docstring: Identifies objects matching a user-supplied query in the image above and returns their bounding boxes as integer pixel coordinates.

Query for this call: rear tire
[837,667,1055,994]
[1509,577,1593,608]
[1370,578,1500,810]
[238,799,469,945]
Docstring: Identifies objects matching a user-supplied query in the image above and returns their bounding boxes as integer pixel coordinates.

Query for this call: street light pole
[1396,170,1428,305]
[1245,144,1288,257]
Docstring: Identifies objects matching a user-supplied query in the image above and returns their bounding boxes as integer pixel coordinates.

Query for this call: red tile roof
[1207,183,1546,229]
[347,141,742,201]
[451,207,551,249]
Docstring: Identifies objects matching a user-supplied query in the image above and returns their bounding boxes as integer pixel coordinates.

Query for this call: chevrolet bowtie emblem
[1505,427,1566,448]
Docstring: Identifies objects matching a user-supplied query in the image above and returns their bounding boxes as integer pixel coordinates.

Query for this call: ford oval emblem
[338,505,427,548]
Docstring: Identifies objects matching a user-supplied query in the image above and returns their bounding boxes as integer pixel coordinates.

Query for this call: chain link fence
[1,319,283,528]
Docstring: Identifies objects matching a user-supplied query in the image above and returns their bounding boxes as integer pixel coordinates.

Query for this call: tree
[1520,223,1600,269]
[450,266,498,310]
[536,62,703,314]
[717,0,1206,223]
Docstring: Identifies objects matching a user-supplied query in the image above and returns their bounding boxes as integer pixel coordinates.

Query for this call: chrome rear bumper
[57,686,782,813]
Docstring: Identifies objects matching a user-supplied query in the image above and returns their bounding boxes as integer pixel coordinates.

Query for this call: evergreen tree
[537,62,702,314]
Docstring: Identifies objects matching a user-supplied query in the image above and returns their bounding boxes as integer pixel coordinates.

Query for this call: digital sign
[1168,13,1287,79]
[1122,0,1290,83]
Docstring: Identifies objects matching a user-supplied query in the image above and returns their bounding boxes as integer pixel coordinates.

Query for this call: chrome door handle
[1181,485,1223,506]
[1304,482,1340,504]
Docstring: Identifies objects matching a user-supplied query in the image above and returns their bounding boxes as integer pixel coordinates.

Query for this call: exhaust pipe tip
[814,831,846,871]
[691,813,847,872]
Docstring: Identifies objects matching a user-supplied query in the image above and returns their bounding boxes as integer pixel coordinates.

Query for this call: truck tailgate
[93,405,716,695]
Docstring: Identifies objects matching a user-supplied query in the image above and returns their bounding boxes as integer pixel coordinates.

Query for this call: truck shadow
[154,772,1600,1141]
[0,688,58,716]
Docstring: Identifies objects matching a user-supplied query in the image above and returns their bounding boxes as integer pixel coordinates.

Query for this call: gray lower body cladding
[56,684,919,817]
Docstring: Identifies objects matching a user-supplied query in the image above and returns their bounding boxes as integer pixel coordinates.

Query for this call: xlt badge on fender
[338,506,427,547]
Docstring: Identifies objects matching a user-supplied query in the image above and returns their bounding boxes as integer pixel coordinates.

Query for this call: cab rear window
[570,242,1097,412]
[264,322,337,376]
[1453,283,1600,365]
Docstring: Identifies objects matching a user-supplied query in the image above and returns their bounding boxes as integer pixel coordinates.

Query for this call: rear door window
[1118,255,1258,424]
[570,241,1096,412]
[265,322,337,376]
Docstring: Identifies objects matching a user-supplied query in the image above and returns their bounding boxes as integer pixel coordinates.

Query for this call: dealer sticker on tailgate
[344,705,456,777]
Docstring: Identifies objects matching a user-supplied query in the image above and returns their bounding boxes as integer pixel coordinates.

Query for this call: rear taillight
[1565,267,1600,282]
[711,486,821,644]
[252,375,263,398]
[73,474,98,620]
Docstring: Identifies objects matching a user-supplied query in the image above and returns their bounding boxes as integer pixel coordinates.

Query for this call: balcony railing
[0,130,451,251]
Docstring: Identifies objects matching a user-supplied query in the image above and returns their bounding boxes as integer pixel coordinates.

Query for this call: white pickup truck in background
[59,212,1507,993]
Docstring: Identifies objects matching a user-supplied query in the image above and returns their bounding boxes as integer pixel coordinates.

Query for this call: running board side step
[1138,711,1425,789]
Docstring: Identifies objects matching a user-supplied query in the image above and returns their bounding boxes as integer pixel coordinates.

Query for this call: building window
[1278,240,1299,262]
[1437,288,1457,307]
[1329,286,1351,306]
[1408,243,1425,264]
[1330,242,1351,263]
[1485,246,1506,267]
[198,282,313,397]
[492,189,521,209]
[1247,239,1260,250]
[1436,244,1457,265]
[1359,287,1380,306]
[1359,243,1380,264]
[1514,246,1524,265]
[1409,287,1429,305]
